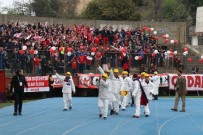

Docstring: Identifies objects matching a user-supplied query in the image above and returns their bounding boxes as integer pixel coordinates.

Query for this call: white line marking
[110,111,134,135]
[0,99,82,128]
[158,113,190,135]
[62,119,98,135]
[16,118,68,135]
[0,106,59,128]
[15,108,91,135]
[155,101,159,132]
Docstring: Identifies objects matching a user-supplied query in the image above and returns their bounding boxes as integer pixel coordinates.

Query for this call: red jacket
[71,61,77,69]
[34,57,40,67]
[78,55,86,64]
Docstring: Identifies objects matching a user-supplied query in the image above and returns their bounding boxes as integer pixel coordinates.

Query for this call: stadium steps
[176,45,203,74]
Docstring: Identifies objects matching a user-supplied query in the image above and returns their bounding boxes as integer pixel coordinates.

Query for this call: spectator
[47,60,53,73]
[48,74,54,98]
[41,55,47,75]
[192,65,199,74]
[77,50,86,73]
[33,55,41,76]
[25,51,33,73]
[0,22,183,76]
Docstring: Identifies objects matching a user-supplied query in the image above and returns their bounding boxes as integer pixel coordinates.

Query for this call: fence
[2,48,202,76]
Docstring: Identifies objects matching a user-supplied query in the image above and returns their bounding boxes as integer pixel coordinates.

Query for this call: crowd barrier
[4,73,203,93]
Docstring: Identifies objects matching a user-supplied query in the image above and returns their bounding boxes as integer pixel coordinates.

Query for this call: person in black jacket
[48,74,54,97]
[10,69,28,116]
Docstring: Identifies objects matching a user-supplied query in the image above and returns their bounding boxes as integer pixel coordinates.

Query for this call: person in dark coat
[48,74,54,97]
[10,69,28,116]
[191,65,199,74]
[171,70,187,112]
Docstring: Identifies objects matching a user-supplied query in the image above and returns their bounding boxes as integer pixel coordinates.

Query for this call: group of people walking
[9,68,186,119]
[96,63,161,119]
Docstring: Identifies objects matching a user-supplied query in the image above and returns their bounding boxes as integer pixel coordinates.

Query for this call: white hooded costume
[97,66,116,111]
[96,79,110,118]
[150,75,160,96]
[109,70,124,113]
[141,81,154,115]
[132,78,142,117]
[121,76,132,110]
[55,73,76,110]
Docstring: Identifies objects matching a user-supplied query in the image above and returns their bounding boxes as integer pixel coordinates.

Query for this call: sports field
[0,97,203,135]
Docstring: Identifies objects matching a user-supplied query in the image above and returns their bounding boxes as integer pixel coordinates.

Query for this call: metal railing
[2,49,199,76]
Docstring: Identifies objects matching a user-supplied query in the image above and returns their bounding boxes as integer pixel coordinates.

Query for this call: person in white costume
[120,71,132,111]
[150,71,160,100]
[97,64,116,115]
[54,71,76,111]
[131,74,142,118]
[141,74,154,117]
[96,73,110,120]
[109,69,124,115]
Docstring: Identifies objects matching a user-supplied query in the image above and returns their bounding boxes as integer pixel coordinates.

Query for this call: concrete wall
[196,6,203,33]
[0,14,187,44]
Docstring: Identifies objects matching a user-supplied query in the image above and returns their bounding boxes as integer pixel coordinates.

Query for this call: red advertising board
[168,74,203,91]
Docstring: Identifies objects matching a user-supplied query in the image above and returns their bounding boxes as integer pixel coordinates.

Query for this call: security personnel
[10,69,28,116]
[54,70,76,111]
[96,73,110,120]
[150,71,160,100]
[120,71,132,111]
[141,74,154,117]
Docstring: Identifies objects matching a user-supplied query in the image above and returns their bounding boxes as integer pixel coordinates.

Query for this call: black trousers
[14,91,24,113]
[49,87,54,97]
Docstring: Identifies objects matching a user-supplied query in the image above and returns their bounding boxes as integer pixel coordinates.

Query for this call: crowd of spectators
[0,21,183,76]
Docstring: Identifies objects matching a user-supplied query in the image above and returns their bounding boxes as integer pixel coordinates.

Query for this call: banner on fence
[25,76,49,92]
[77,74,100,88]
[156,74,168,87]
[24,73,169,92]
[77,73,168,89]
[168,74,203,91]
[24,76,63,92]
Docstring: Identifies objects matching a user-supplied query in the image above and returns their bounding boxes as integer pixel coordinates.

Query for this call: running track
[0,97,203,135]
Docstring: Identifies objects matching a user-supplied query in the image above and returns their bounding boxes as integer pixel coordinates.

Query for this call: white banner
[25,76,63,92]
[25,76,49,92]
[168,74,203,91]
